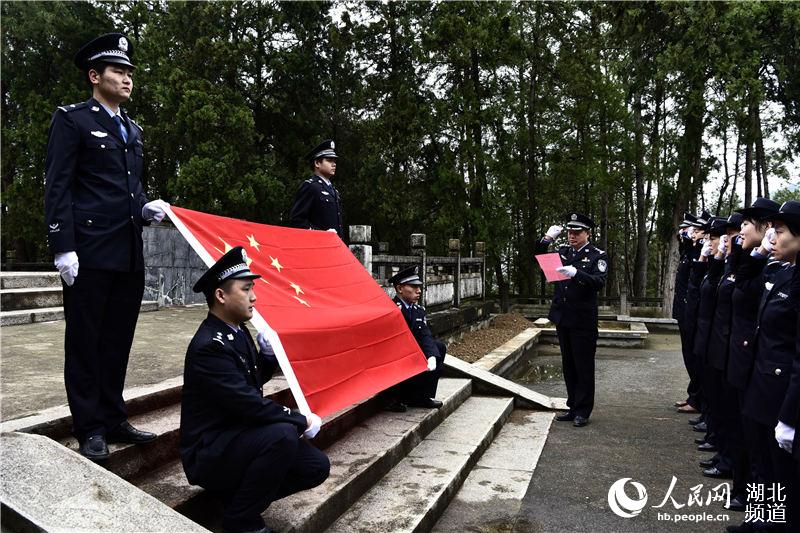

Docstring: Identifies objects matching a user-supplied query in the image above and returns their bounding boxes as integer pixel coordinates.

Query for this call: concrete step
[1,286,63,311]
[0,300,159,326]
[432,409,554,532]
[325,395,514,533]
[0,271,61,289]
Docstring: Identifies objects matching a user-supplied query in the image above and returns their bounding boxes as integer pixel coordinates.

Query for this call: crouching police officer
[536,213,608,427]
[180,247,329,533]
[384,266,446,412]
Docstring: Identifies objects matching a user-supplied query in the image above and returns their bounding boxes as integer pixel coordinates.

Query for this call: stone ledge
[0,432,207,532]
[472,327,541,376]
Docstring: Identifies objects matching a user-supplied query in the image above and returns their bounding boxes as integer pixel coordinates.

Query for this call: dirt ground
[447,313,533,363]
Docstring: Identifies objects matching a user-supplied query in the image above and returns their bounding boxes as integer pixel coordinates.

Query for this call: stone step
[135,378,472,533]
[1,286,63,311]
[432,409,554,532]
[325,395,514,533]
[0,271,62,289]
[0,300,159,326]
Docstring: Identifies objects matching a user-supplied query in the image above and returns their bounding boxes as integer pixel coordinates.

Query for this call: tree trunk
[632,91,649,299]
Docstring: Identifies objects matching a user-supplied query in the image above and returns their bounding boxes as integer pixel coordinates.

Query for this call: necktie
[113,115,128,144]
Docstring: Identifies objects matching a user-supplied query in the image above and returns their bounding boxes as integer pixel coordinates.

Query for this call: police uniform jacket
[683,253,708,349]
[778,261,800,437]
[692,257,725,362]
[672,234,693,322]
[706,243,742,372]
[394,296,439,358]
[180,313,308,486]
[534,240,608,329]
[742,264,798,427]
[289,175,344,239]
[727,253,776,389]
[44,98,149,271]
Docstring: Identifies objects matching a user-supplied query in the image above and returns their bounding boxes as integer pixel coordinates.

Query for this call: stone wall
[143,225,206,305]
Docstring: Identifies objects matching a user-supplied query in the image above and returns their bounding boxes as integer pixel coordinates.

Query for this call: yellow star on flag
[246,234,261,251]
[213,237,234,256]
[270,256,283,273]
[289,282,304,296]
[294,296,310,307]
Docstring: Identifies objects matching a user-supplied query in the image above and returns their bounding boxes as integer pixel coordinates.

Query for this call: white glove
[256,331,275,356]
[775,421,795,453]
[142,199,170,222]
[734,234,744,246]
[761,228,776,254]
[717,235,728,255]
[326,228,338,233]
[555,265,577,278]
[545,225,563,241]
[304,412,322,439]
[701,239,714,257]
[54,251,79,286]
[427,356,437,371]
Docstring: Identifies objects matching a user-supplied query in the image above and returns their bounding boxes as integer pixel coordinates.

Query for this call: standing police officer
[384,266,445,412]
[44,33,169,459]
[180,247,329,533]
[536,213,608,427]
[289,139,344,239]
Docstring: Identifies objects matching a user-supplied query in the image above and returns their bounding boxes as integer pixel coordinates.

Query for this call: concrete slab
[432,410,554,532]
[0,271,61,289]
[0,432,207,532]
[472,327,541,375]
[325,395,513,533]
[443,356,567,411]
[1,287,63,311]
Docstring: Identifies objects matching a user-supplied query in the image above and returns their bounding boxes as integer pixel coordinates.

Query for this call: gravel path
[447,313,533,363]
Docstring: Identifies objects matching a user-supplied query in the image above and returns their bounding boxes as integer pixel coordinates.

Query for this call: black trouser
[556,325,597,419]
[392,341,446,402]
[204,423,330,532]
[718,379,748,498]
[62,268,144,440]
[679,319,702,410]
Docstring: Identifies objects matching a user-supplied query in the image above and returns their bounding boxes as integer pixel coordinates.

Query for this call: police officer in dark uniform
[180,246,329,533]
[536,213,608,427]
[44,33,169,459]
[383,266,445,412]
[674,213,699,410]
[289,139,344,239]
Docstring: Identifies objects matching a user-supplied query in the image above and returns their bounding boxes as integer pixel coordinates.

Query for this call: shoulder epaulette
[129,118,143,132]
[57,102,89,113]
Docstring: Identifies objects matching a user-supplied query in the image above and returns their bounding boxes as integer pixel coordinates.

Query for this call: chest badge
[90,131,108,138]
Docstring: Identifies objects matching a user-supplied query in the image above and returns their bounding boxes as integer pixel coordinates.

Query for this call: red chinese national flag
[167,206,427,418]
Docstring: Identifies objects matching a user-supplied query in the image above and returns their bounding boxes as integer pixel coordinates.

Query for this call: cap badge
[330,140,335,149]
[571,214,577,221]
[118,37,128,52]
[241,249,248,262]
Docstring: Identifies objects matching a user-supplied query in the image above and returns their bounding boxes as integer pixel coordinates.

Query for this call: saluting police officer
[44,33,169,459]
[383,266,445,412]
[289,139,344,239]
[180,247,329,533]
[536,213,608,427]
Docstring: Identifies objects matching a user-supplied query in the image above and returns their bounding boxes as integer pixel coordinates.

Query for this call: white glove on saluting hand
[545,225,563,241]
[256,331,275,356]
[717,235,728,256]
[54,251,79,286]
[556,265,577,278]
[775,421,795,453]
[761,228,776,254]
[142,199,170,222]
[304,412,322,439]
[427,356,437,371]
[700,239,714,257]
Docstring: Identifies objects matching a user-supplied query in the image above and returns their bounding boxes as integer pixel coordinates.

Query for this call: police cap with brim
[725,212,743,230]
[564,212,595,231]
[389,266,423,287]
[706,217,728,236]
[682,212,702,228]
[765,200,800,228]
[736,197,781,221]
[695,209,713,226]
[305,139,337,162]
[74,33,135,71]
[193,246,260,294]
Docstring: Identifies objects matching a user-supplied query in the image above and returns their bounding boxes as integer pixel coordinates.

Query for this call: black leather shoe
[697,442,717,452]
[694,437,707,444]
[384,399,408,412]
[703,466,732,479]
[573,415,588,427]
[692,421,708,432]
[688,416,703,426]
[79,435,109,460]
[555,412,575,422]
[106,421,157,444]
[725,495,746,512]
[406,398,443,409]
[699,458,717,468]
